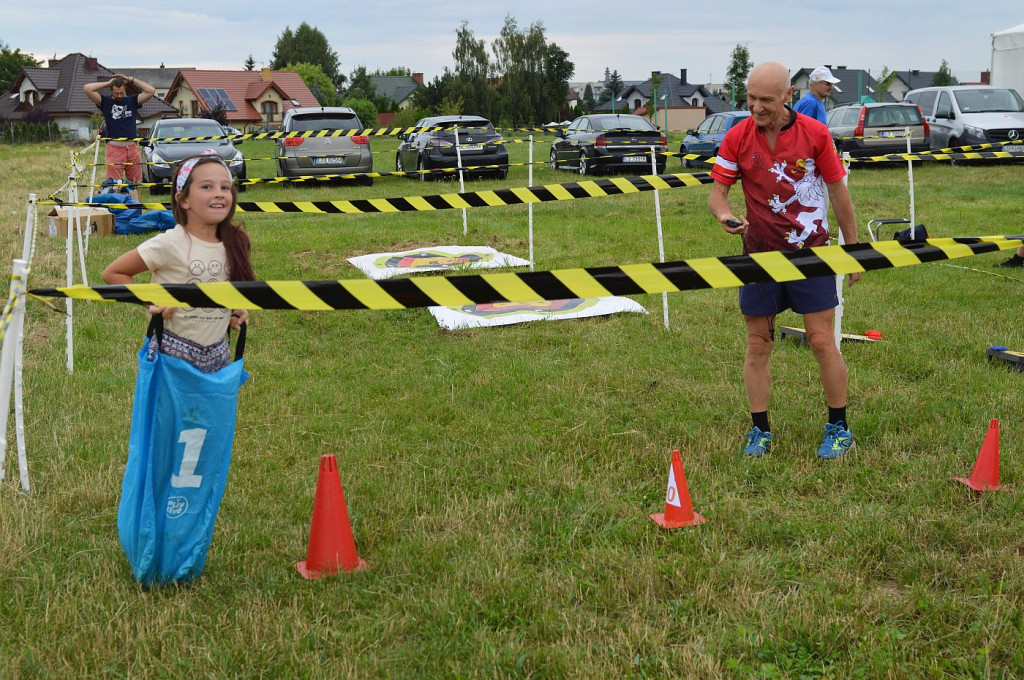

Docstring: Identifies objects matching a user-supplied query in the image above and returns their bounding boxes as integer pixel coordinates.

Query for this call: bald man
[707,62,861,460]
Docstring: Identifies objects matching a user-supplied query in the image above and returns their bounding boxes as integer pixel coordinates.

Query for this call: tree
[271,23,342,88]
[198,103,228,126]
[931,59,955,86]
[346,65,375,100]
[490,17,574,125]
[581,83,596,113]
[725,44,753,107]
[451,21,494,119]
[411,70,458,115]
[875,65,898,99]
[648,71,664,123]
[600,70,624,108]
[0,40,40,94]
[372,67,411,77]
[243,54,256,71]
[341,97,377,128]
[287,62,338,106]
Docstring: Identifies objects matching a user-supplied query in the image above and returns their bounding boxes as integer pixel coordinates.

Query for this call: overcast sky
[3,1,1019,85]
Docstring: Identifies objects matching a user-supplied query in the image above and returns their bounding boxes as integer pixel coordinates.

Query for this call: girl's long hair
[171,155,255,281]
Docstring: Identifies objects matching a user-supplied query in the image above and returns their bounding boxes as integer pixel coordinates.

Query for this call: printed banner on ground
[348,246,531,280]
[429,296,647,330]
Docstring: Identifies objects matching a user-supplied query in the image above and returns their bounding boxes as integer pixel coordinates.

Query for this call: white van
[904,85,1024,149]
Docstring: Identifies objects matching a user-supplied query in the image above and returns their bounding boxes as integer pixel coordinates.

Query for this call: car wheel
[549,147,558,170]
[418,157,429,181]
[578,151,589,176]
[396,153,404,174]
[495,169,508,181]
[360,176,374,187]
[680,148,690,169]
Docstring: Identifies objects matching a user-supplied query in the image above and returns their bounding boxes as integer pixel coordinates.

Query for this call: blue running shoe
[817,423,855,459]
[742,427,773,458]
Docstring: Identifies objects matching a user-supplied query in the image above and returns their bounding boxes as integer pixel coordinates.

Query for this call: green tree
[581,83,596,113]
[346,65,375,100]
[725,44,753,107]
[340,97,377,128]
[600,70,624,109]
[491,17,574,125]
[930,59,955,86]
[452,21,494,119]
[243,54,256,71]
[372,67,411,77]
[411,70,458,115]
[287,62,338,106]
[271,23,342,88]
[875,65,898,98]
[0,40,40,94]
[648,71,664,123]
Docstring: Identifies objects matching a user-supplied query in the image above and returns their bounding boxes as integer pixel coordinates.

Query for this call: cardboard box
[44,207,115,238]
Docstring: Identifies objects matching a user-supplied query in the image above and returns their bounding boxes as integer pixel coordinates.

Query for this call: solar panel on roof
[197,87,237,111]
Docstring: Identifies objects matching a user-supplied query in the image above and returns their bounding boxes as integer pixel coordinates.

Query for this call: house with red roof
[165,68,319,132]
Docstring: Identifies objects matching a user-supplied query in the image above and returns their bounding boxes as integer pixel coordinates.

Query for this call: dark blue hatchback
[679,111,750,168]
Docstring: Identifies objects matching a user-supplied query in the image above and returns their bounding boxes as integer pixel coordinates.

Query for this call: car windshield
[158,122,226,140]
[865,107,923,127]
[290,114,361,132]
[953,89,1024,113]
[592,116,655,132]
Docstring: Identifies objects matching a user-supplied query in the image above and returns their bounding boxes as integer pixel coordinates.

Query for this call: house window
[692,98,698,106]
[261,100,279,121]
[190,100,199,117]
[633,98,642,109]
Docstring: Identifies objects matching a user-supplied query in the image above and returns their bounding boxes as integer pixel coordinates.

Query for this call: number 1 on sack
[172,428,207,488]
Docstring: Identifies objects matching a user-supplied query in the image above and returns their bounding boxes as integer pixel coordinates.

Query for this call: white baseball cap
[810,66,840,84]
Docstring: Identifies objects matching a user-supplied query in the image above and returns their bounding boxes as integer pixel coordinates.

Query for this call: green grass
[1,139,1023,678]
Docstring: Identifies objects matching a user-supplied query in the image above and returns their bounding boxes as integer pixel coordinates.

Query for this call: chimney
[261,67,272,82]
[49,59,59,68]
[680,68,687,84]
[981,70,991,85]
[412,72,424,86]
[84,57,99,70]
[651,70,661,78]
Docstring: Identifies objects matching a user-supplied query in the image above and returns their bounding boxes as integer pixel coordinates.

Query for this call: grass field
[0,136,1023,679]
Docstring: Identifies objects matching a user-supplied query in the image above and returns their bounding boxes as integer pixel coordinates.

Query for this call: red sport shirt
[711,109,846,254]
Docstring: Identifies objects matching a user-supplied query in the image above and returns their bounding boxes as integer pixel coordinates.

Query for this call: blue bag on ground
[117,319,249,586]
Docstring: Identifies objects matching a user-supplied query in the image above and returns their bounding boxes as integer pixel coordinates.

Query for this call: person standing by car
[84,74,156,203]
[707,62,861,460]
[794,67,840,125]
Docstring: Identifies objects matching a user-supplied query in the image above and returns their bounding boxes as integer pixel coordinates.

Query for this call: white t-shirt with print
[137,225,231,347]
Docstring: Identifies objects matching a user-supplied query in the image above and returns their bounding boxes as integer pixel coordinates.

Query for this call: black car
[550,113,666,175]
[141,118,246,194]
[396,115,509,181]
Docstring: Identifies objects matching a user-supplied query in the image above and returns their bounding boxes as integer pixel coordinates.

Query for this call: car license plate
[313,156,345,165]
[460,144,483,151]
[879,130,905,138]
[623,155,648,162]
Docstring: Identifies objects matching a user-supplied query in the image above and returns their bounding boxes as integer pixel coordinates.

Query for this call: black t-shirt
[99,94,140,139]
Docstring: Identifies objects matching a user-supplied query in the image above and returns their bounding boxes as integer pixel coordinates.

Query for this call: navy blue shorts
[739,276,839,316]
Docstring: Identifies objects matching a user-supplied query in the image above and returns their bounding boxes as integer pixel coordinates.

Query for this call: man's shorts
[739,276,839,316]
[105,143,142,183]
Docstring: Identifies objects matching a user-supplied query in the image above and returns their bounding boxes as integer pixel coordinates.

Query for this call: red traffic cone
[650,449,706,528]
[295,454,368,579]
[955,418,1001,491]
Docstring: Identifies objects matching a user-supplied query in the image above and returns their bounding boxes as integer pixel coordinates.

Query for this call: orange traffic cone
[650,449,706,528]
[295,454,368,579]
[955,418,1001,491]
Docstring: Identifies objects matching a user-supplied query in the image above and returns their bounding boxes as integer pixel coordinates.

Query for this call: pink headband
[175,151,229,193]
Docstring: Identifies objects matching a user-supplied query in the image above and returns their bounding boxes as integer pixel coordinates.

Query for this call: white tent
[991,22,1024,96]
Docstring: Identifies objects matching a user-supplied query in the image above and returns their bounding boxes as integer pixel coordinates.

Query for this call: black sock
[751,411,770,432]
[828,406,847,429]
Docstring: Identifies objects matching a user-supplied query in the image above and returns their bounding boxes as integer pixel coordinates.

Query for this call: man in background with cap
[795,67,840,125]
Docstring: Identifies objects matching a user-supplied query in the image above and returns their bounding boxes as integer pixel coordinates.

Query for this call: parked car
[679,111,750,168]
[904,85,1024,149]
[396,115,509,181]
[550,113,667,175]
[276,106,373,185]
[825,103,930,156]
[141,118,246,195]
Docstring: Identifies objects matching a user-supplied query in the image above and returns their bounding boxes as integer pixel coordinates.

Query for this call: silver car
[275,106,373,185]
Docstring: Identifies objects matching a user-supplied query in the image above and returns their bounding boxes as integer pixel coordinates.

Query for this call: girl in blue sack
[103,152,253,367]
[102,153,255,585]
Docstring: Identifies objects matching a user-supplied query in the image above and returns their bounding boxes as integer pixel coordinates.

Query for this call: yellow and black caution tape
[46,172,717,214]
[851,149,1024,163]
[27,236,1024,311]
[101,124,566,144]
